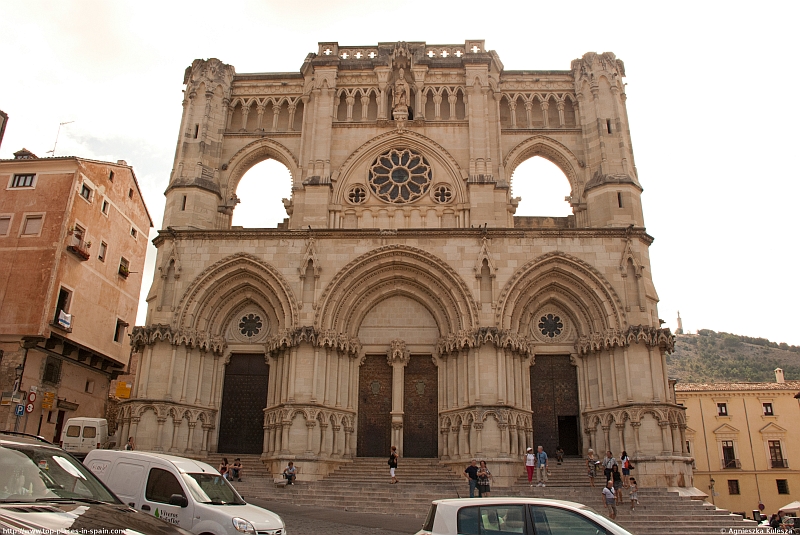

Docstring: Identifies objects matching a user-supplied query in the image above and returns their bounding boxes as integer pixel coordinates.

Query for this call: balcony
[771,459,789,469]
[722,458,741,469]
[66,244,90,261]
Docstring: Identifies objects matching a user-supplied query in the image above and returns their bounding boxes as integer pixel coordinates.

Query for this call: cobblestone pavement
[248,498,424,535]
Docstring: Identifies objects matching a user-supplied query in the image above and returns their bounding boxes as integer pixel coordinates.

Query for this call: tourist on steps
[535,445,548,487]
[388,445,399,484]
[230,458,243,481]
[283,461,297,485]
[524,447,536,486]
[602,451,617,482]
[477,460,492,497]
[602,479,617,520]
[620,450,631,487]
[611,464,623,504]
[464,459,479,497]
[218,458,230,480]
[629,477,639,511]
[586,448,599,487]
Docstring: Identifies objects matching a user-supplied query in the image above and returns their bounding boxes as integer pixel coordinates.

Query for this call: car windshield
[181,473,245,505]
[0,443,119,503]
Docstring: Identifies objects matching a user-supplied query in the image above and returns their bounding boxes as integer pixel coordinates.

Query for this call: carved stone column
[318,422,328,457]
[387,339,410,453]
[596,352,606,408]
[169,418,180,452]
[441,426,450,459]
[648,347,661,402]
[281,422,291,454]
[272,104,281,131]
[185,422,196,453]
[602,425,611,453]
[451,426,460,457]
[623,347,633,402]
[631,422,641,456]
[509,424,518,455]
[670,423,681,454]
[679,424,688,455]
[194,351,205,405]
[201,425,211,456]
[461,424,471,456]
[474,423,483,455]
[209,354,219,408]
[659,421,672,455]
[616,423,626,453]
[609,348,619,405]
[129,417,140,444]
[344,426,354,458]
[305,421,316,454]
[179,346,190,403]
[154,417,166,451]
[166,345,177,401]
[557,100,565,127]
[540,100,550,128]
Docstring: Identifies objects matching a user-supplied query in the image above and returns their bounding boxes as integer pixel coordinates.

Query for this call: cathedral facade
[122,40,690,487]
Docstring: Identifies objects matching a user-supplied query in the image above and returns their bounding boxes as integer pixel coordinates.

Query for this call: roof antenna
[46,121,74,157]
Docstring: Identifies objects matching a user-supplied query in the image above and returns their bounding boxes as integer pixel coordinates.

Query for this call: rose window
[432,184,452,204]
[348,185,367,204]
[239,314,263,337]
[368,148,432,203]
[538,314,563,338]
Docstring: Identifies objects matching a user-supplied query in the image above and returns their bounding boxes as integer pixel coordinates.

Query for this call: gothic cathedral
[122,41,690,487]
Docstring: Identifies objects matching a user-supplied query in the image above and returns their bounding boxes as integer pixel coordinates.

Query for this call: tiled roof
[675,381,800,392]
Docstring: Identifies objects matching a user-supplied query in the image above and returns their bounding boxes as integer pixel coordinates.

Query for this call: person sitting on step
[283,462,297,485]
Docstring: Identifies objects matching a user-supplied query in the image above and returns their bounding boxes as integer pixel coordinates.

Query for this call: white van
[83,450,285,535]
[60,417,109,457]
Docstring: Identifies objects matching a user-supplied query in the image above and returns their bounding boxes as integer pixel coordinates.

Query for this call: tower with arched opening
[123,41,689,488]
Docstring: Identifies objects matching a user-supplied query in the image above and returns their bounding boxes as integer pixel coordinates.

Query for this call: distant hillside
[667,330,800,383]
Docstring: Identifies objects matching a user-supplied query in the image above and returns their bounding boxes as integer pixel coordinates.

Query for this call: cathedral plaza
[119,40,689,490]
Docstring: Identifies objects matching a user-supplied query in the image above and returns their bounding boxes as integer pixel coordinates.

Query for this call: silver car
[416,497,634,535]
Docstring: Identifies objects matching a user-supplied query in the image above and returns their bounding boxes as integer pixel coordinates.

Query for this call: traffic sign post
[27,392,36,403]
[14,404,24,416]
[25,403,34,413]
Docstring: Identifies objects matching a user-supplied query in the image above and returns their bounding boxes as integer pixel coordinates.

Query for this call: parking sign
[14,404,24,416]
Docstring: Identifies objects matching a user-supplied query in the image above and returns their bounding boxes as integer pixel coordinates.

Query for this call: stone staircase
[206,455,758,535]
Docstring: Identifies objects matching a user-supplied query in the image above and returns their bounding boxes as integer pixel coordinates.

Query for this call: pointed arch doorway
[218,353,269,453]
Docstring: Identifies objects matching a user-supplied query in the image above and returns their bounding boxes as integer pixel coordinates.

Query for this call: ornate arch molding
[315,245,478,335]
[176,253,299,333]
[497,252,625,335]
[503,136,584,196]
[223,137,300,193]
[331,130,467,204]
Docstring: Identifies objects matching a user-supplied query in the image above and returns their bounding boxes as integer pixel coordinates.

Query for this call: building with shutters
[675,369,800,515]
[122,40,687,487]
[0,150,151,443]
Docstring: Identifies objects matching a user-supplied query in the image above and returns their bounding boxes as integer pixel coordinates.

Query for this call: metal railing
[722,458,741,469]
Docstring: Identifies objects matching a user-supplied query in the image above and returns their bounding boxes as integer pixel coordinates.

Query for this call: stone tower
[123,41,689,488]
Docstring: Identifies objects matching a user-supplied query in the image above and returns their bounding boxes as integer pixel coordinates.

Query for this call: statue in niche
[393,68,409,110]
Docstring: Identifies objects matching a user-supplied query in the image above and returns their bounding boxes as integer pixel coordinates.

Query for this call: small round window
[368,148,432,203]
[239,314,263,337]
[538,314,563,338]
[432,184,453,204]
[347,185,367,204]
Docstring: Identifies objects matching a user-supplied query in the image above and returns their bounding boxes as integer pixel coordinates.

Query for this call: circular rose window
[538,314,563,338]
[368,148,432,203]
[239,314,263,337]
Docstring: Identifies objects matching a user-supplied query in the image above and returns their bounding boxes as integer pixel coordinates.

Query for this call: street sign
[41,392,55,410]
[25,403,34,413]
[27,392,36,403]
[14,404,24,416]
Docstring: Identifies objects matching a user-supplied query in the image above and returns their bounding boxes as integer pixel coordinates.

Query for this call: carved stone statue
[392,68,409,110]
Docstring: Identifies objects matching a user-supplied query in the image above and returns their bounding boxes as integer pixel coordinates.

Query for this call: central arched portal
[218,353,269,453]
[356,295,439,458]
[530,355,580,456]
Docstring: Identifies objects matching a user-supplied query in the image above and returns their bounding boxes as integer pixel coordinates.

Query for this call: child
[629,477,639,511]
[611,464,623,504]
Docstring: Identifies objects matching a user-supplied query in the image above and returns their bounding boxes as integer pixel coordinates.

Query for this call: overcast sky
[1,0,798,345]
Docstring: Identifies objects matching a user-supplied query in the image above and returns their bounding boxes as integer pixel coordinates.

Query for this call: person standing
[586,448,598,487]
[620,450,631,487]
[602,451,617,482]
[477,460,492,498]
[464,459,479,497]
[555,445,564,465]
[388,445,399,484]
[602,479,617,519]
[629,477,639,511]
[125,437,135,451]
[524,447,536,487]
[535,445,549,487]
[611,464,623,504]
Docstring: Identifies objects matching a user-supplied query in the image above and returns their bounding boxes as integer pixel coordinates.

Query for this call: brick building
[122,41,686,488]
[0,150,151,442]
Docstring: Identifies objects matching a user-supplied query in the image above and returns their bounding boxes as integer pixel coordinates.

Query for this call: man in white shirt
[602,479,617,519]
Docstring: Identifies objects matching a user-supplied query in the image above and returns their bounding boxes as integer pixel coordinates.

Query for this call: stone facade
[123,41,689,488]
[0,153,151,442]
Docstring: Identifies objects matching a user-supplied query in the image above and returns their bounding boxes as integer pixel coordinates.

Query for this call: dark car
[0,431,193,535]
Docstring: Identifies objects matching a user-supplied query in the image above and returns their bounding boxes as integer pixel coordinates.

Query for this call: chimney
[775,368,785,383]
[117,160,127,166]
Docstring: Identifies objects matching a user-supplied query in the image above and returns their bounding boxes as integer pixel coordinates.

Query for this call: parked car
[0,431,193,535]
[416,497,635,535]
[59,417,109,458]
[84,450,285,535]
